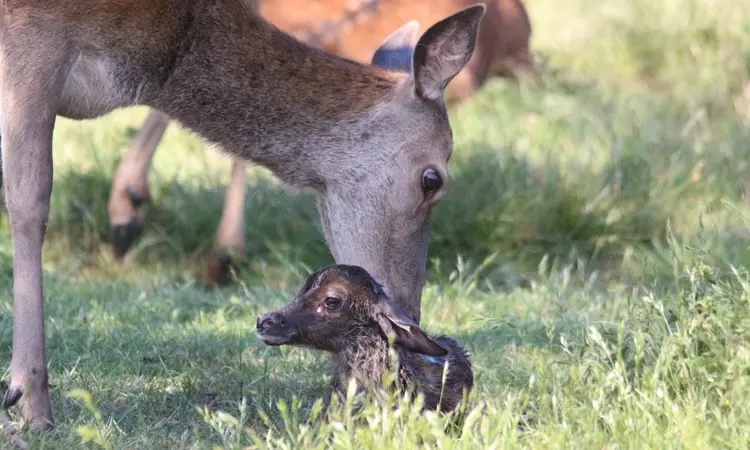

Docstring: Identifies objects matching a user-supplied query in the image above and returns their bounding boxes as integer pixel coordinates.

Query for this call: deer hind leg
[108,109,170,258]
[494,48,540,83]
[1,34,76,430]
[203,157,248,286]
[446,70,481,105]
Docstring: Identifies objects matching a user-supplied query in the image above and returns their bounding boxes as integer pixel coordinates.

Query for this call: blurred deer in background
[106,0,535,285]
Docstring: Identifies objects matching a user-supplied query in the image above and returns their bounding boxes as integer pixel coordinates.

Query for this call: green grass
[3,0,750,447]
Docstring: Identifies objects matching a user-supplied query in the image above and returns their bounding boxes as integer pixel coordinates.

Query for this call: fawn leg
[108,109,170,258]
[203,157,248,286]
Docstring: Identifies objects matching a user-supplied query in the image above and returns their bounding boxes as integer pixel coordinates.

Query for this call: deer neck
[150,0,402,188]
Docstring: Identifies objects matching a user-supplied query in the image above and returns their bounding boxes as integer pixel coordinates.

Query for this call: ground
[2,0,750,448]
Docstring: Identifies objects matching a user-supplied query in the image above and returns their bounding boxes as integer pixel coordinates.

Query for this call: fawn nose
[257,312,285,333]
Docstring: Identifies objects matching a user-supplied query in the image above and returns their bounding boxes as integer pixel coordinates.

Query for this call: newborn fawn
[257,264,473,413]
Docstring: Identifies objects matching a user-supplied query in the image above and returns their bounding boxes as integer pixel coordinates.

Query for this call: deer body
[105,0,535,283]
[1,0,485,429]
[259,0,534,98]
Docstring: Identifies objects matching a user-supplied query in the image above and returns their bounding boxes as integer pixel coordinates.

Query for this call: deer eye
[421,168,443,196]
[324,297,343,310]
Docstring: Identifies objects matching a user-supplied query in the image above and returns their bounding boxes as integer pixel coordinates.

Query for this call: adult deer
[107,0,534,284]
[0,0,485,431]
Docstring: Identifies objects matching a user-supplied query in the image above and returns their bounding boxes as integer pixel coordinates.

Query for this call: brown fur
[257,264,473,413]
[0,0,486,429]
[107,0,535,286]
[259,0,536,100]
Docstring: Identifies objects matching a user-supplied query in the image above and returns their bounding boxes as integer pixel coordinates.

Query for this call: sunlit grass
[2,0,750,447]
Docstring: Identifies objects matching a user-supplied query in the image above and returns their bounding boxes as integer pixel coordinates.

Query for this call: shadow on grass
[4,69,743,287]
[2,142,672,288]
[0,270,326,446]
[42,164,332,277]
[0,265,588,447]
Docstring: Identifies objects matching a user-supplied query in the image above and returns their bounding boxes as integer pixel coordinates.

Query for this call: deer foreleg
[108,108,170,258]
[0,34,75,430]
[203,157,248,286]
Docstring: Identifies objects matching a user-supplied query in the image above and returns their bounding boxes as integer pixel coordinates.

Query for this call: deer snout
[256,312,285,333]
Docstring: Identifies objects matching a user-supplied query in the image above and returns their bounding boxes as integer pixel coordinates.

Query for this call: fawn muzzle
[256,311,297,346]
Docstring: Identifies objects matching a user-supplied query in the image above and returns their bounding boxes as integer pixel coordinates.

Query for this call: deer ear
[410,4,486,101]
[371,20,420,72]
[374,298,448,357]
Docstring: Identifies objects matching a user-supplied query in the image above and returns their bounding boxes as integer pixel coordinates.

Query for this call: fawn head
[257,265,448,356]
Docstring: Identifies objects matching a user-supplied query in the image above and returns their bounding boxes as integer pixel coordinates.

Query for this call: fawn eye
[324,297,343,310]
[421,168,442,196]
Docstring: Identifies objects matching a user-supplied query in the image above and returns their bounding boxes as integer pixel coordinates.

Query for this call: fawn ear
[410,4,486,101]
[375,298,448,357]
[371,20,420,72]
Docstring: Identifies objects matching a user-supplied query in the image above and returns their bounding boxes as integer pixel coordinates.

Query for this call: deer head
[312,5,486,322]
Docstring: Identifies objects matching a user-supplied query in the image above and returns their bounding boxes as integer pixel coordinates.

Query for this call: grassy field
[3,0,750,448]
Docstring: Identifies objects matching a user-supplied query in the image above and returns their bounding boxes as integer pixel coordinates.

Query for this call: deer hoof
[125,186,149,209]
[202,251,234,287]
[111,218,144,259]
[2,385,22,410]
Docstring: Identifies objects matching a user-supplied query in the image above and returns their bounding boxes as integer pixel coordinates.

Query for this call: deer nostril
[257,313,284,333]
[257,315,273,333]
